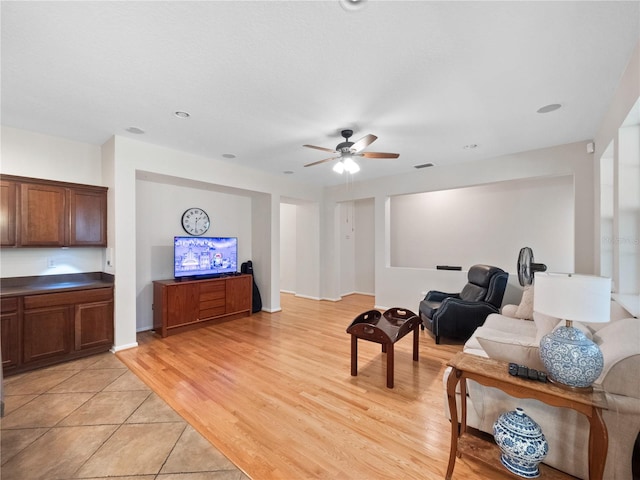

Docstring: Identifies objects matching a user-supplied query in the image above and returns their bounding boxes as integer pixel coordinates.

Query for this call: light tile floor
[1,353,250,480]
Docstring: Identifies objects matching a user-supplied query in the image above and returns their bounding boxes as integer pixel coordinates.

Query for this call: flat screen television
[174,236,238,279]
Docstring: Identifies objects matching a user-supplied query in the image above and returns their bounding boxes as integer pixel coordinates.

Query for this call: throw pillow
[476,332,546,372]
[533,311,561,344]
[514,285,534,320]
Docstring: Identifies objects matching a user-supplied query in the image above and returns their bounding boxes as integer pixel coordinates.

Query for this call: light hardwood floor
[116,293,552,479]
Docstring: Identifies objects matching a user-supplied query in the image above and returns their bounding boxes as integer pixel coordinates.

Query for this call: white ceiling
[2,1,639,187]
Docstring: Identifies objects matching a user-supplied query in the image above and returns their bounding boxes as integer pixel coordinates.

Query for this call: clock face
[181,208,210,236]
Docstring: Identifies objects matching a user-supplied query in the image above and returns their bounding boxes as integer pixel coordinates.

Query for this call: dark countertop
[0,272,114,297]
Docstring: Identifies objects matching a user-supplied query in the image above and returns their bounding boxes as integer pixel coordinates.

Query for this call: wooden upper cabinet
[0,175,107,248]
[69,187,107,246]
[0,180,17,246]
[20,182,67,246]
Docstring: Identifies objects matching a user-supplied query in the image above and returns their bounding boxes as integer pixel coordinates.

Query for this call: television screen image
[174,236,238,279]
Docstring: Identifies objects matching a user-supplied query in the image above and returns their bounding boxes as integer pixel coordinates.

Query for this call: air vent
[414,163,435,169]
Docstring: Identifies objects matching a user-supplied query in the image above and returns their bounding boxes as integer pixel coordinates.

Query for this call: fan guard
[517,247,547,286]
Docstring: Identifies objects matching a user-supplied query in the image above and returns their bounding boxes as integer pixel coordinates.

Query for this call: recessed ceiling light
[174,111,190,119]
[222,153,236,159]
[340,0,367,11]
[537,104,562,114]
[463,144,478,150]
[125,126,145,134]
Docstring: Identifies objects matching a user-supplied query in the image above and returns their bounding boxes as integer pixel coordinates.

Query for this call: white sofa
[443,298,640,479]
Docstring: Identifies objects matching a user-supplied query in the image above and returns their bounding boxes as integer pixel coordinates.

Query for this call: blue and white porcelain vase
[493,407,548,478]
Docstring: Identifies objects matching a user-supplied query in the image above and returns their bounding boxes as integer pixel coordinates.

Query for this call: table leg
[445,368,461,480]
[412,323,419,361]
[386,343,394,388]
[588,407,608,480]
[350,335,358,377]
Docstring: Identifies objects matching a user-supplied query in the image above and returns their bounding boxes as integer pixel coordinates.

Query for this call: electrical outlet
[47,258,56,268]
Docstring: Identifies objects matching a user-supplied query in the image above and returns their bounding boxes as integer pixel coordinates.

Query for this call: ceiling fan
[303,129,399,174]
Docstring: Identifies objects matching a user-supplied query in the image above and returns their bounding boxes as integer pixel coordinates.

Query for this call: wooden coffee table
[347,307,421,388]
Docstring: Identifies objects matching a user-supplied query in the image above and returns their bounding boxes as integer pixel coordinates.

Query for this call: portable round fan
[517,247,547,286]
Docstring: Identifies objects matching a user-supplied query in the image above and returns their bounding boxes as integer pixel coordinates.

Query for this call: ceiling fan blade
[359,151,400,159]
[304,156,339,167]
[350,134,377,152]
[303,144,337,154]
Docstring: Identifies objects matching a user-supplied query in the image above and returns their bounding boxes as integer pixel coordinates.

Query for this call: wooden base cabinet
[2,286,114,375]
[153,275,252,337]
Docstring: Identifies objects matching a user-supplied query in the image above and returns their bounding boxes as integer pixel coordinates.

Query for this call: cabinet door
[225,276,252,314]
[20,183,67,246]
[1,317,19,370]
[0,180,17,246]
[1,298,19,369]
[166,283,200,327]
[75,300,113,350]
[23,306,72,363]
[69,187,107,246]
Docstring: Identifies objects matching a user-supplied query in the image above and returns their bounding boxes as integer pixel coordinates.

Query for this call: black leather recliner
[419,264,508,344]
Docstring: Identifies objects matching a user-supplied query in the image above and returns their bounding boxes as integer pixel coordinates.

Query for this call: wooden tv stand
[153,274,252,337]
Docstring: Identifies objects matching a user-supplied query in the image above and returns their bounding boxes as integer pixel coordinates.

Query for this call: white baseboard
[320,297,342,302]
[111,342,138,353]
[261,307,282,313]
[294,293,321,301]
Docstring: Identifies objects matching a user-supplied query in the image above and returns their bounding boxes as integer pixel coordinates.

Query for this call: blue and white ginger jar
[493,407,548,478]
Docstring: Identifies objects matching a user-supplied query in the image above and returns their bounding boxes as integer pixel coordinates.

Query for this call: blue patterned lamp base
[539,324,603,389]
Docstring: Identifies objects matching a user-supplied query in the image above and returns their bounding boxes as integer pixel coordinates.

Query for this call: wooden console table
[347,308,420,388]
[445,352,608,480]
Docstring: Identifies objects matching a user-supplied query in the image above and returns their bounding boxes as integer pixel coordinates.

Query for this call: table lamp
[534,272,611,389]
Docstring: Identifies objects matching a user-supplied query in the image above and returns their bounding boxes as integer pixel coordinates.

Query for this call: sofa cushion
[475,329,546,371]
[482,314,538,337]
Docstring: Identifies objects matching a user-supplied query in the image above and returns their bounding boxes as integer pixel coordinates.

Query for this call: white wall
[135,177,252,331]
[279,202,297,293]
[594,39,640,315]
[294,202,320,300]
[322,140,594,311]
[339,202,355,295]
[390,175,574,273]
[106,136,322,348]
[354,198,375,296]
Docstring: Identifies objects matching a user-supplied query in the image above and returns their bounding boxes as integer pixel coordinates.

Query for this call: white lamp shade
[534,273,611,324]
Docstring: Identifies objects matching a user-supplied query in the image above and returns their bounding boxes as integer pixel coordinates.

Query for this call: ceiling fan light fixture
[343,157,360,173]
[333,161,345,174]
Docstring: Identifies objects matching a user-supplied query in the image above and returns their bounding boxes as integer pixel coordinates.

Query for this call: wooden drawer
[24,287,113,310]
[199,281,225,296]
[199,281,225,319]
[1,297,18,313]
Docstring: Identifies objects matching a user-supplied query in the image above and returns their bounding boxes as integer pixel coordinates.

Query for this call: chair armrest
[434,298,500,340]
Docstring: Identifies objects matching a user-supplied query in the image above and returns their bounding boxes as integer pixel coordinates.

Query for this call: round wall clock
[181,207,210,236]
